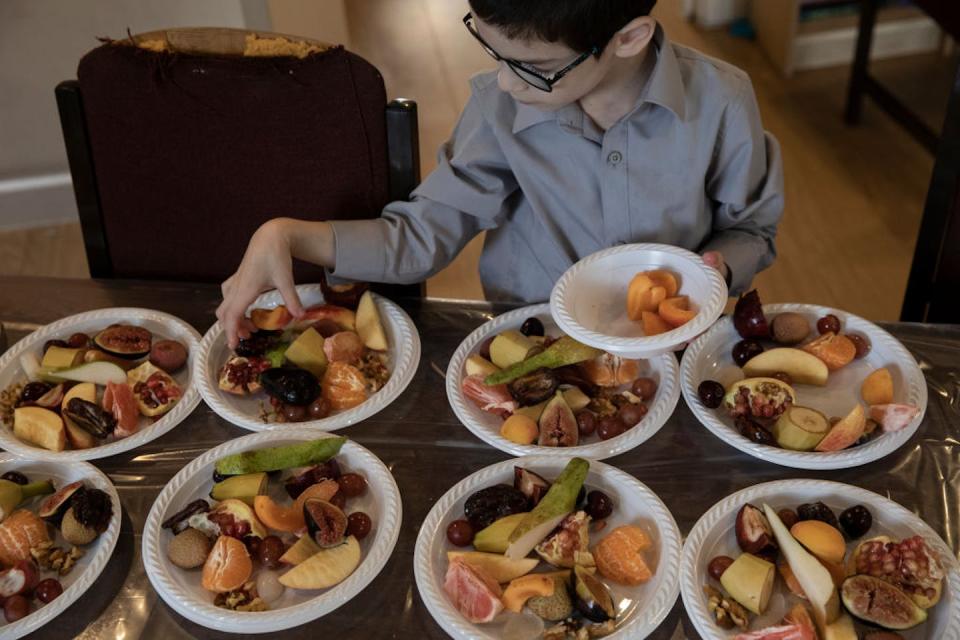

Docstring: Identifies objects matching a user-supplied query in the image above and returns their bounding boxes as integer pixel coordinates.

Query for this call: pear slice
[763,503,839,628]
[279,535,360,589]
[505,458,589,560]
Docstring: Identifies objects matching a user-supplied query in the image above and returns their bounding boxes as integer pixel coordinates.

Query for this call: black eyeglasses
[463,13,599,92]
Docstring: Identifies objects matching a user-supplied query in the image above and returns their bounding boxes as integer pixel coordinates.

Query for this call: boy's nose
[497,63,527,94]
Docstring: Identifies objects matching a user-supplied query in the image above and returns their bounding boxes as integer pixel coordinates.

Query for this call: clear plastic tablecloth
[0,277,957,639]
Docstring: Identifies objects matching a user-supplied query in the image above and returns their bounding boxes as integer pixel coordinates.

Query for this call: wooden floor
[1,0,950,321]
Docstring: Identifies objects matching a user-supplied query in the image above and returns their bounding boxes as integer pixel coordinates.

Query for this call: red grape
[338,473,367,497]
[347,512,372,540]
[817,314,841,335]
[446,519,474,546]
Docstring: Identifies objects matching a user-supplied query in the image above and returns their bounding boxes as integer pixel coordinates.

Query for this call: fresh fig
[94,325,152,359]
[463,485,528,531]
[733,290,770,339]
[37,481,85,524]
[514,467,551,508]
[538,391,578,447]
[573,564,616,622]
[507,368,558,407]
[32,384,65,410]
[841,574,927,630]
[259,368,320,406]
[735,504,778,556]
[303,499,347,548]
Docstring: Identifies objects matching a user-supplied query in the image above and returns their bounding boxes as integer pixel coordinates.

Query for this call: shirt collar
[511,23,686,135]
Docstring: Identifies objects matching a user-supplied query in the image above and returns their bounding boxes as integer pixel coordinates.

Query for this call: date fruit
[708,555,734,581]
[735,504,778,556]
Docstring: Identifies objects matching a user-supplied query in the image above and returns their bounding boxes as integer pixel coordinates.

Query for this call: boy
[218,0,783,347]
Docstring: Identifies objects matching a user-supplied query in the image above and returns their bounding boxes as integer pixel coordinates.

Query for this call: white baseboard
[794,17,942,72]
[0,172,79,231]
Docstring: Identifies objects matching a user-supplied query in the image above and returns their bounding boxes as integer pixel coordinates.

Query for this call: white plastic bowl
[414,456,682,640]
[446,304,680,460]
[195,285,420,432]
[680,303,927,469]
[550,244,728,359]
[680,479,960,639]
[0,308,201,461]
[142,429,402,634]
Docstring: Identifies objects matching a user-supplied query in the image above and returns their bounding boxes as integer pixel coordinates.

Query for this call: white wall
[0,0,269,229]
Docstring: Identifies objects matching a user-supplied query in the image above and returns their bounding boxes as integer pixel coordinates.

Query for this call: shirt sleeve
[701,79,785,295]
[328,92,518,284]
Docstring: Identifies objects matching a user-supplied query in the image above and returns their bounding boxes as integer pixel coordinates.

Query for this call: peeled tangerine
[321,362,368,411]
[594,525,653,585]
[202,535,252,593]
[802,332,856,371]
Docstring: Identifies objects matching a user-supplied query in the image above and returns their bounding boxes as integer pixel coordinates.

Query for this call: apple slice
[13,407,65,452]
[356,291,388,351]
[815,404,866,452]
[278,535,360,589]
[465,355,499,378]
[719,553,775,615]
[447,551,538,583]
[763,504,839,628]
[280,535,322,565]
[742,348,829,387]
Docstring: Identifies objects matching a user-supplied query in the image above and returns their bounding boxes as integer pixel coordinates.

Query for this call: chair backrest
[901,61,960,322]
[56,27,420,293]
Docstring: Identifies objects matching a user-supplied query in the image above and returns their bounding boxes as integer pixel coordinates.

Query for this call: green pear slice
[505,458,589,560]
[215,437,345,475]
[763,503,839,628]
[485,337,602,386]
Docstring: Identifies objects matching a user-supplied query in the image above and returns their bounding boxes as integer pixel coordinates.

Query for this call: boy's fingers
[278,279,305,318]
[221,274,236,299]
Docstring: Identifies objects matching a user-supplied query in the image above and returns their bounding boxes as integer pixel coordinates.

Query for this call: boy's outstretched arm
[702,77,785,294]
[218,92,517,347]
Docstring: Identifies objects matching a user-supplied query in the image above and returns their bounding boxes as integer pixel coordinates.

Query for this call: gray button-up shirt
[330,26,784,303]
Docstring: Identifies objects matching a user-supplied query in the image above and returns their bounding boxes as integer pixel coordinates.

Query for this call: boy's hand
[701,250,729,282]
[216,219,306,349]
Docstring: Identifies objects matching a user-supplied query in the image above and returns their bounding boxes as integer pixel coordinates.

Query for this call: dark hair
[467,0,657,54]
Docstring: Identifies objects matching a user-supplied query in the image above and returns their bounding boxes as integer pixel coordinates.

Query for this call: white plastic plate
[446,304,680,460]
[680,303,927,469]
[414,456,683,639]
[0,308,202,461]
[680,479,960,639]
[0,454,121,640]
[142,429,402,634]
[196,285,420,432]
[550,244,728,359]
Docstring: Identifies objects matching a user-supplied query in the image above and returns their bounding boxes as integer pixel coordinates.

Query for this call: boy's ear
[612,17,656,58]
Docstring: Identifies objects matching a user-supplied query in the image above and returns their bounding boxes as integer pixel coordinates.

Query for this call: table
[0,276,957,639]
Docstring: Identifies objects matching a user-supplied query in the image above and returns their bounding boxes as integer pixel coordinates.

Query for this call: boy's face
[473,17,609,111]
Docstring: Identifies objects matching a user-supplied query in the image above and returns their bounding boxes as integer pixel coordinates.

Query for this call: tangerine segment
[626,274,655,321]
[645,270,679,297]
[322,362,368,410]
[594,525,654,585]
[658,296,698,328]
[641,311,672,337]
[202,535,253,593]
[802,332,856,371]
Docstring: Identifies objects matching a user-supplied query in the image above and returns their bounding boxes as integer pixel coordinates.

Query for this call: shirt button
[607,151,623,165]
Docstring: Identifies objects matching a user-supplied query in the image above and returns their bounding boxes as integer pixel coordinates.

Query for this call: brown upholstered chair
[55,27,421,298]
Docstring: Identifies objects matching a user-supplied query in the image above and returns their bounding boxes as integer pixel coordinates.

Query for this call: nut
[214,582,268,612]
[704,585,750,630]
[31,542,84,576]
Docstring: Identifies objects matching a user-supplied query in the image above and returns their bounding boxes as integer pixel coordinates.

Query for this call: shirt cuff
[702,231,768,296]
[327,219,387,283]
